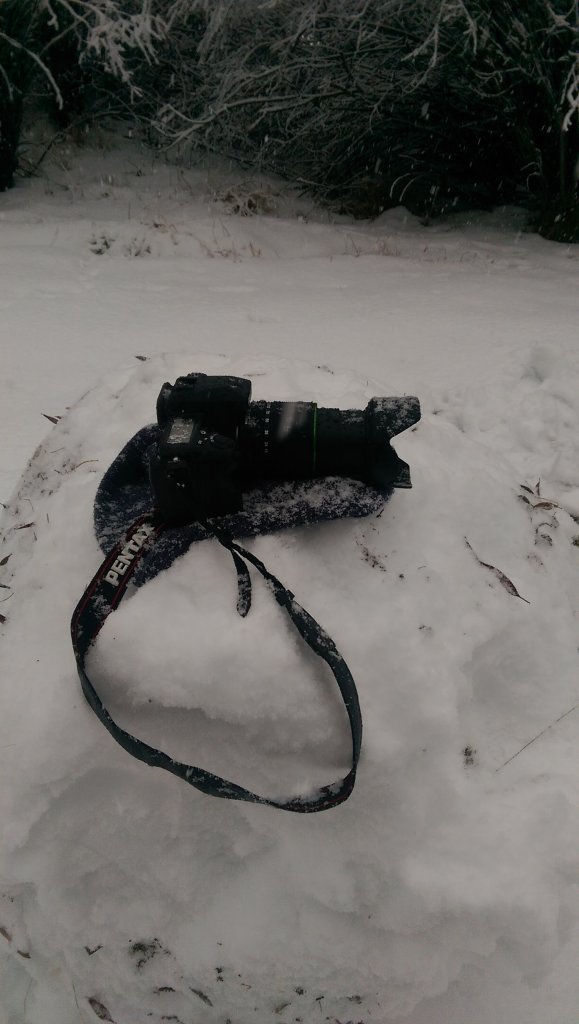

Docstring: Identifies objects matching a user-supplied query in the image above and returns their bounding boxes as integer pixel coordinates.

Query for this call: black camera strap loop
[71,514,362,812]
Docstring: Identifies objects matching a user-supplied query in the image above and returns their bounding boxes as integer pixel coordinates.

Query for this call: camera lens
[239,396,419,490]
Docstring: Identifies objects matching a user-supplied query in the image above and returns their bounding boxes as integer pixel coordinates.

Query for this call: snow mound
[1,354,579,1024]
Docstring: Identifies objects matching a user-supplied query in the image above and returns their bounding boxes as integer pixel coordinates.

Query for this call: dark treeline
[1,0,577,240]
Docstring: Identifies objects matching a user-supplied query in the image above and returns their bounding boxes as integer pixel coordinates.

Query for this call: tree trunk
[0,92,22,190]
[538,119,579,243]
[0,0,33,191]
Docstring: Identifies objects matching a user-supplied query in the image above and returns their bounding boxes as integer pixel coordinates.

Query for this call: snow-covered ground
[1,136,579,1024]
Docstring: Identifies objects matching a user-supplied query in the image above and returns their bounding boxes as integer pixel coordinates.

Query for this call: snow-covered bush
[145,0,578,238]
[1,0,577,229]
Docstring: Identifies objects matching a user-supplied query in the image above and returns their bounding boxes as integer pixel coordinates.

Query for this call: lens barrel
[240,401,316,478]
[240,396,420,490]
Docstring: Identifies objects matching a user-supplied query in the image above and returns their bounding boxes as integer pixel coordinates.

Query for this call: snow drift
[1,353,579,1024]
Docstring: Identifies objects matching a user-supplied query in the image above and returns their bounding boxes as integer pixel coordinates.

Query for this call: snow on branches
[0,0,577,232]
[0,0,167,103]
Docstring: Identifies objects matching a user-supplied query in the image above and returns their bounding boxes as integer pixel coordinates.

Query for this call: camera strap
[71,513,362,812]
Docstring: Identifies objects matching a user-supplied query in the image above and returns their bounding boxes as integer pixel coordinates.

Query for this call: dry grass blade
[464,538,530,604]
[498,700,579,770]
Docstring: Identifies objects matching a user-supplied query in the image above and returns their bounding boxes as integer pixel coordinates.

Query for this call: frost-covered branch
[0,27,63,106]
[44,0,166,80]
[0,0,168,101]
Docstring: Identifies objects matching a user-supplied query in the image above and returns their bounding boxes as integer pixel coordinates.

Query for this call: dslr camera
[149,373,420,524]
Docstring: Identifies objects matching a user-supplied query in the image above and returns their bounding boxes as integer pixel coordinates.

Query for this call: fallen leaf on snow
[464,538,530,604]
[88,997,115,1021]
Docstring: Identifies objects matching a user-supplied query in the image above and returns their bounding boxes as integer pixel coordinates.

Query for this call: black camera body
[149,373,420,525]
